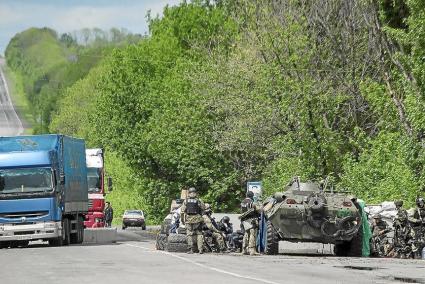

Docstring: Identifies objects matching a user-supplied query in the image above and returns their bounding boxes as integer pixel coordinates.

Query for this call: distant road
[0,58,23,136]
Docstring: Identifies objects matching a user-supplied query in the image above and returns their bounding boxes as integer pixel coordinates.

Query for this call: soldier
[202,204,229,253]
[240,191,261,255]
[219,216,236,251]
[370,214,390,257]
[393,200,413,258]
[180,187,205,254]
[409,197,425,259]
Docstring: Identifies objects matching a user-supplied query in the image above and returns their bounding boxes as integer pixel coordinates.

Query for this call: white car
[122,210,146,230]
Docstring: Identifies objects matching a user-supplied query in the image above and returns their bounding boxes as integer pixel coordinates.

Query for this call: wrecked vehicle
[264,177,365,256]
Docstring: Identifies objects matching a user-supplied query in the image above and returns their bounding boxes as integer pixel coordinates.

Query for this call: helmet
[394,200,403,207]
[246,191,254,199]
[373,214,382,219]
[188,187,197,197]
[416,197,424,207]
[222,216,230,224]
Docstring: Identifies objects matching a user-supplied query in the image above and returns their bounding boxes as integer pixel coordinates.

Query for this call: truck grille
[0,211,49,219]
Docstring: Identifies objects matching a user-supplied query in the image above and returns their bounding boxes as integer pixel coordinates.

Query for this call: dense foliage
[6,0,425,222]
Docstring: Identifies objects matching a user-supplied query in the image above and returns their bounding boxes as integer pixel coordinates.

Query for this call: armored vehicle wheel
[334,229,363,257]
[156,233,168,250]
[265,221,279,255]
[166,233,187,253]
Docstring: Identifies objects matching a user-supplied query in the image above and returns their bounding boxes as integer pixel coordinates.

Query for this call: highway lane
[0,58,23,136]
[0,235,424,284]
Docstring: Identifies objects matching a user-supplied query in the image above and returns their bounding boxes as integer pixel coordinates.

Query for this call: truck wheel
[78,216,84,244]
[63,218,71,246]
[265,221,279,255]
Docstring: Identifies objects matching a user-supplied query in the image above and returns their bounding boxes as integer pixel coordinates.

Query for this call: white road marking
[125,243,281,284]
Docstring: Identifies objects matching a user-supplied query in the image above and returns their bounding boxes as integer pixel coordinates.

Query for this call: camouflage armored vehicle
[264,177,363,256]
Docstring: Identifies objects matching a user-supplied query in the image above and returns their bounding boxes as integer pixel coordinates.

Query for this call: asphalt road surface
[0,58,23,136]
[0,228,424,284]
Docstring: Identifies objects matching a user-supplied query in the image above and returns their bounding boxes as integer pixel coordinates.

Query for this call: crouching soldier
[370,214,390,257]
[203,204,229,253]
[181,187,205,254]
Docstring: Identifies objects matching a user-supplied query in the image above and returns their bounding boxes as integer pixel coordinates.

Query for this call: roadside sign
[247,181,262,200]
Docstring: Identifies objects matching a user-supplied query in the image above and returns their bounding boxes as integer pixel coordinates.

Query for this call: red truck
[84,148,108,228]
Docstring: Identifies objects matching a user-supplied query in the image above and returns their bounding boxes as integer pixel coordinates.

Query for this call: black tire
[334,229,363,257]
[63,218,71,246]
[156,233,168,250]
[49,238,63,247]
[70,218,78,244]
[160,219,172,235]
[265,221,279,255]
[167,233,187,244]
[347,228,363,257]
[166,242,188,253]
[0,241,10,249]
[77,216,84,244]
[166,233,188,253]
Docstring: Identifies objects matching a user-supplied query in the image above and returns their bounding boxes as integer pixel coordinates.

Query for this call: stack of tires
[155,218,188,253]
[166,234,188,252]
[156,218,171,250]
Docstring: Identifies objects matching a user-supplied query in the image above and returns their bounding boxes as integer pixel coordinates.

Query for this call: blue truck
[0,135,88,248]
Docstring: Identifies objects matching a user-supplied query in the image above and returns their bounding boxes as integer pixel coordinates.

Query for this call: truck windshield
[87,167,101,193]
[0,168,53,194]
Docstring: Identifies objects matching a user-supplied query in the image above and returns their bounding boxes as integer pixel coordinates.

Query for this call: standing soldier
[393,200,412,258]
[180,187,205,254]
[104,201,113,228]
[240,191,261,255]
[409,197,425,259]
[202,204,229,253]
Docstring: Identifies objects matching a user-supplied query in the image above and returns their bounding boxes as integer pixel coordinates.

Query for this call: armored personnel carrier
[264,177,363,256]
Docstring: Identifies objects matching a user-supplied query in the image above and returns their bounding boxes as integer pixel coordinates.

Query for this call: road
[0,229,424,284]
[0,58,23,136]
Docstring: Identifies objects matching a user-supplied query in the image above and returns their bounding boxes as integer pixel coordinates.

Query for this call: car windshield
[125,210,143,216]
[87,167,101,193]
[0,167,53,194]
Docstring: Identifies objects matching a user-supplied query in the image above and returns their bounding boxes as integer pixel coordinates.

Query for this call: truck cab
[0,135,88,248]
[84,148,105,228]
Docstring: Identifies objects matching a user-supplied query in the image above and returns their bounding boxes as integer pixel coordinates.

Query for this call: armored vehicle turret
[264,177,363,256]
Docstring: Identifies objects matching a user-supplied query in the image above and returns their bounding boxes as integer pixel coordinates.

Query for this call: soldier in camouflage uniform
[202,204,229,253]
[370,214,390,257]
[393,200,413,258]
[240,191,261,256]
[409,197,425,259]
[180,187,206,254]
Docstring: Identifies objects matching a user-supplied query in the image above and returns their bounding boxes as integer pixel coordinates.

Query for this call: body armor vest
[240,198,253,213]
[186,198,201,215]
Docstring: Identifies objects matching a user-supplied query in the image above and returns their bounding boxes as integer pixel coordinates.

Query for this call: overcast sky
[0,0,180,55]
